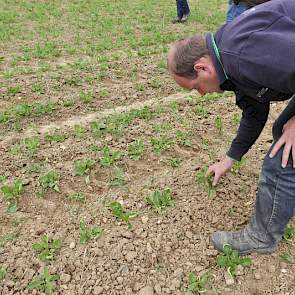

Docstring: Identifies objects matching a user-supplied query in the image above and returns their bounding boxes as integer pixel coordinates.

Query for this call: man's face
[170,55,222,96]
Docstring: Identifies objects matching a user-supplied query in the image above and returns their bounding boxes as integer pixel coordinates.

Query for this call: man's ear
[193,56,212,74]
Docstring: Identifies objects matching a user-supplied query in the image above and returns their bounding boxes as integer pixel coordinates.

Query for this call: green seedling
[32,236,62,262]
[110,201,137,228]
[150,135,173,155]
[187,272,208,294]
[0,232,19,247]
[79,221,103,244]
[68,192,85,203]
[90,121,106,138]
[282,226,295,244]
[28,267,59,295]
[0,266,7,280]
[195,168,214,196]
[7,85,21,96]
[109,167,128,191]
[33,101,56,116]
[216,244,252,277]
[45,131,66,143]
[146,188,174,212]
[74,159,96,176]
[153,122,172,134]
[231,158,246,174]
[73,125,86,138]
[0,175,7,183]
[194,105,209,118]
[38,171,60,194]
[232,113,241,127]
[167,157,181,168]
[100,146,122,167]
[31,83,44,93]
[1,179,24,213]
[22,137,40,155]
[176,130,192,147]
[128,138,145,160]
[280,253,295,264]
[215,116,224,135]
[79,90,95,103]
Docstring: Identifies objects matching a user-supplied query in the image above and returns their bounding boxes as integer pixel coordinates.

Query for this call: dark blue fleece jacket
[206,0,295,161]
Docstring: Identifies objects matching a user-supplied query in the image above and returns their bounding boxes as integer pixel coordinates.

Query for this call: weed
[167,157,181,168]
[22,137,40,155]
[31,83,44,93]
[282,226,295,244]
[0,266,7,280]
[79,90,95,104]
[74,159,96,176]
[128,138,145,160]
[153,122,172,134]
[146,188,174,212]
[215,116,224,135]
[32,236,62,262]
[194,105,208,118]
[100,146,122,167]
[232,113,241,127]
[79,221,103,244]
[1,179,24,213]
[0,175,7,183]
[195,168,214,196]
[38,171,60,194]
[33,101,56,116]
[45,131,66,143]
[109,167,128,191]
[176,130,192,147]
[73,125,86,138]
[68,192,85,203]
[7,85,21,96]
[216,244,252,277]
[28,266,59,295]
[187,272,208,294]
[231,158,246,174]
[280,253,295,264]
[110,201,137,228]
[90,121,106,138]
[150,135,173,155]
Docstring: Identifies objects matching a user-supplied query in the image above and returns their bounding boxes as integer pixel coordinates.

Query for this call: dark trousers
[176,0,190,19]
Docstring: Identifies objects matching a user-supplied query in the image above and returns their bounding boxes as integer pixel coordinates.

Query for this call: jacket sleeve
[227,92,270,161]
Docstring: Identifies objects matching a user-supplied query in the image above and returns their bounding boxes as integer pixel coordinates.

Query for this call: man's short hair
[168,35,208,79]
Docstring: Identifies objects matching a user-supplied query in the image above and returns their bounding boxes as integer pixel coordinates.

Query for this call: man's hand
[270,115,295,168]
[206,156,234,186]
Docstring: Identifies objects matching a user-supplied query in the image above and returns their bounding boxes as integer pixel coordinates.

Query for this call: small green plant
[216,244,252,277]
[7,85,21,96]
[232,113,241,127]
[100,146,122,167]
[79,90,95,103]
[74,159,96,176]
[280,253,295,264]
[109,167,128,191]
[79,221,103,244]
[90,121,106,138]
[215,116,224,135]
[22,137,40,155]
[32,236,62,262]
[128,138,145,160]
[38,171,60,195]
[282,226,295,244]
[195,168,214,196]
[150,135,173,155]
[167,157,181,168]
[110,201,137,228]
[0,175,7,183]
[146,188,174,212]
[0,266,7,280]
[68,192,85,203]
[28,267,59,295]
[45,131,66,143]
[187,272,208,294]
[31,83,44,93]
[73,125,86,138]
[231,158,246,174]
[176,130,192,147]
[1,179,24,213]
[194,105,208,118]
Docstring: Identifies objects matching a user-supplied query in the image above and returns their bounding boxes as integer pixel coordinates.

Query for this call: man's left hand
[270,115,295,168]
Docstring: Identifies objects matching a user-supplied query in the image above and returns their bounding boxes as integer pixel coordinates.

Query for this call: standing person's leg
[212,97,295,254]
[172,0,184,23]
[226,0,249,23]
[181,0,190,21]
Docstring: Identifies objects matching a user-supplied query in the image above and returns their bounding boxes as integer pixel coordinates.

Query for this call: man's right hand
[206,156,234,186]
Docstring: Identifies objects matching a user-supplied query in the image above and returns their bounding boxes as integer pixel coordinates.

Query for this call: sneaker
[211,227,278,255]
[172,17,182,23]
[180,13,190,22]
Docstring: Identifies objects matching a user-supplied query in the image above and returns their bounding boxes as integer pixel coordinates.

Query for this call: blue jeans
[248,97,295,246]
[176,0,190,19]
[226,0,249,23]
